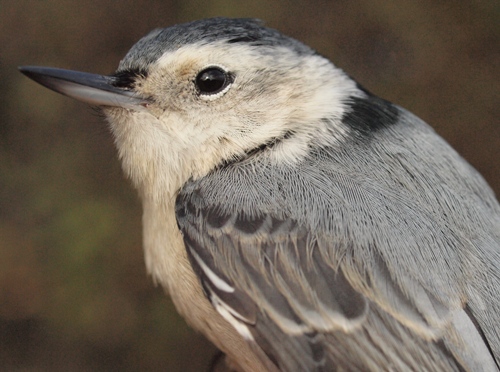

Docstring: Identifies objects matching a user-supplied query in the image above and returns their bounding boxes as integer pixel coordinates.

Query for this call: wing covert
[177,197,370,335]
[175,193,483,371]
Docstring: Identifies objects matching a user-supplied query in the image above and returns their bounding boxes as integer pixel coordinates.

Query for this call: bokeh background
[1,1,499,370]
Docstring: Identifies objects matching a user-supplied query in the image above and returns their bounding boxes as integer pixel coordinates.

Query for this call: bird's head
[21,18,360,201]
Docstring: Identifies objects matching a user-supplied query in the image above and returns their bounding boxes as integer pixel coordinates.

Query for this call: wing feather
[175,111,499,370]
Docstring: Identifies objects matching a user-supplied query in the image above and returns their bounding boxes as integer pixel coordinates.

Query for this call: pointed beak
[19,66,150,109]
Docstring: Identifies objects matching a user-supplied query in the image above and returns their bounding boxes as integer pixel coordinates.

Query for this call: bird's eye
[195,67,232,96]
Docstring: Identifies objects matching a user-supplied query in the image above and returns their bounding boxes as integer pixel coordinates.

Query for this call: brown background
[1,1,498,370]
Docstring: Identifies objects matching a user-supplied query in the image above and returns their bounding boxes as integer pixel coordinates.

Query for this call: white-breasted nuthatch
[20,18,499,372]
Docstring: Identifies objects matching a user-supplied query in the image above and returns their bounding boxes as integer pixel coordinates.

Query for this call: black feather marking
[205,208,232,229]
[176,203,186,219]
[244,130,295,157]
[342,94,400,135]
[234,213,266,234]
[111,68,148,89]
[214,130,296,170]
[237,247,307,328]
[186,199,198,216]
[227,35,261,44]
[314,255,368,320]
[275,232,368,323]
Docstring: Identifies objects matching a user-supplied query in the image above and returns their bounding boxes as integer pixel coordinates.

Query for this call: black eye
[195,67,232,95]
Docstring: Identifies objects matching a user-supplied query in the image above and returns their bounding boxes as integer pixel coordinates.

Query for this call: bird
[20,17,500,371]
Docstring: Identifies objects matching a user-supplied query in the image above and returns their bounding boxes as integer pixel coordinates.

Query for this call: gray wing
[177,200,494,371]
[176,109,500,371]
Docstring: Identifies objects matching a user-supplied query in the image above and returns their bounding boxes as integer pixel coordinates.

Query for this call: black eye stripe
[195,67,233,96]
[112,68,148,89]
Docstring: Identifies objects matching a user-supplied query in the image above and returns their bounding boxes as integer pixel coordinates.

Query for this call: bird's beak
[19,66,150,109]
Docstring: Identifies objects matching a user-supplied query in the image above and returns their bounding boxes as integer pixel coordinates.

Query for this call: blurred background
[1,0,499,370]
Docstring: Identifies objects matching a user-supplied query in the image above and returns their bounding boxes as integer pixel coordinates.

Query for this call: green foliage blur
[1,0,499,370]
